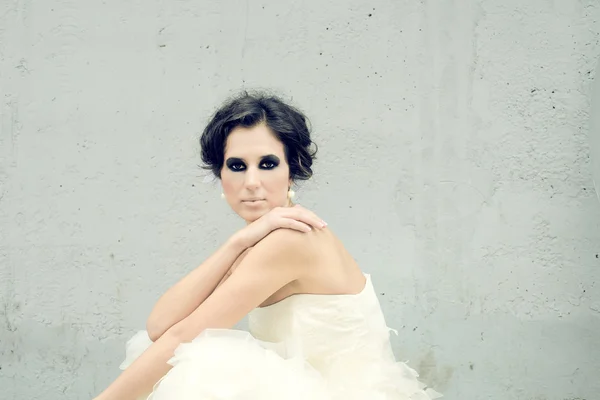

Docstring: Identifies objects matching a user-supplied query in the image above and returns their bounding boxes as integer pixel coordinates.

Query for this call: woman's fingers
[285,206,326,229]
[280,218,313,232]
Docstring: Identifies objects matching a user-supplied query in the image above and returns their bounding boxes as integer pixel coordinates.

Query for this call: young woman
[94,92,441,399]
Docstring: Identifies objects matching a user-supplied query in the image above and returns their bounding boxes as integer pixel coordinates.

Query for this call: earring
[287,189,295,200]
[221,193,225,199]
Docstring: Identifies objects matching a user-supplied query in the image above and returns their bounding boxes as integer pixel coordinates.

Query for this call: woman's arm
[145,236,246,341]
[95,229,309,400]
[146,205,326,341]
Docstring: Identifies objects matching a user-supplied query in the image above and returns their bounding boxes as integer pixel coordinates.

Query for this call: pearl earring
[221,193,225,199]
[287,189,295,199]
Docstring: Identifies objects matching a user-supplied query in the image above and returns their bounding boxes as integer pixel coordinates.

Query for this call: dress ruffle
[120,329,442,400]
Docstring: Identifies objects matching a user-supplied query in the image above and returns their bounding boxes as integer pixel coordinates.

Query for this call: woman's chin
[238,208,269,224]
[234,200,288,223]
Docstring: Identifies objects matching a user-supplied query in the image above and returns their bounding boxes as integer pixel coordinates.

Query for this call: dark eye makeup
[225,155,281,172]
[260,155,280,169]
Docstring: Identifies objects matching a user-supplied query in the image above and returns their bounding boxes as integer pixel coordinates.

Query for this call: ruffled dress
[120,274,442,399]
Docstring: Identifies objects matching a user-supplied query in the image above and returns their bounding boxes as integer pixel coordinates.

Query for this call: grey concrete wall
[1,1,599,399]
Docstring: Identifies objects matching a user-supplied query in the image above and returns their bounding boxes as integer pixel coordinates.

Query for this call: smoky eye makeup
[260,155,280,168]
[225,158,245,171]
[225,155,281,171]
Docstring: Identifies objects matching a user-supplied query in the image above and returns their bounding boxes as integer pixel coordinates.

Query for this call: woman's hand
[232,205,327,250]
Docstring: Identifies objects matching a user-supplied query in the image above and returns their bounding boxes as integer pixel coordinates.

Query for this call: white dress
[120,274,442,399]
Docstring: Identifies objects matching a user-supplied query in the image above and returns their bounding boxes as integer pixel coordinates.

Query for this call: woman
[94,92,441,399]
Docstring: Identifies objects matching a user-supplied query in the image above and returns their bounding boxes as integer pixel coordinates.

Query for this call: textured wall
[1,1,599,399]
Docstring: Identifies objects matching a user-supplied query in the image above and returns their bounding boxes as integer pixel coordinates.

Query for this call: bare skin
[215,122,365,304]
[218,227,365,308]
[94,122,365,400]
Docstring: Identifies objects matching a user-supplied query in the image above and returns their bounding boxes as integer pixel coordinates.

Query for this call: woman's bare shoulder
[246,227,339,271]
[251,227,318,256]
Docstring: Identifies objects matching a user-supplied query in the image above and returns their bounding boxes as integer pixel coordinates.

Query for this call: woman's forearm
[95,331,181,400]
[145,236,246,341]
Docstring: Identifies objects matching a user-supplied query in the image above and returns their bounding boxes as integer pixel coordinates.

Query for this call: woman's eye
[261,161,276,169]
[230,163,245,171]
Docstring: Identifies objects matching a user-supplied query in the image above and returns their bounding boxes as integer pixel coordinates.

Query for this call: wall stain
[416,350,454,391]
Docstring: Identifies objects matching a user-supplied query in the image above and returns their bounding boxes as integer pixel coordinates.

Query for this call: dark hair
[200,91,317,182]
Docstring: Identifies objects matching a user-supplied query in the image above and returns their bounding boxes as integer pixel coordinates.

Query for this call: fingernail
[321,220,328,227]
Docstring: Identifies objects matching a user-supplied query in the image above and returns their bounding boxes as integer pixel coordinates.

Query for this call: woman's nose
[244,168,261,189]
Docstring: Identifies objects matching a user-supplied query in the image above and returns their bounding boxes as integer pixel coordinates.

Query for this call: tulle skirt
[120,328,442,400]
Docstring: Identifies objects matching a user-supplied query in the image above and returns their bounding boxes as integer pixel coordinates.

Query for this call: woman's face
[221,122,292,223]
